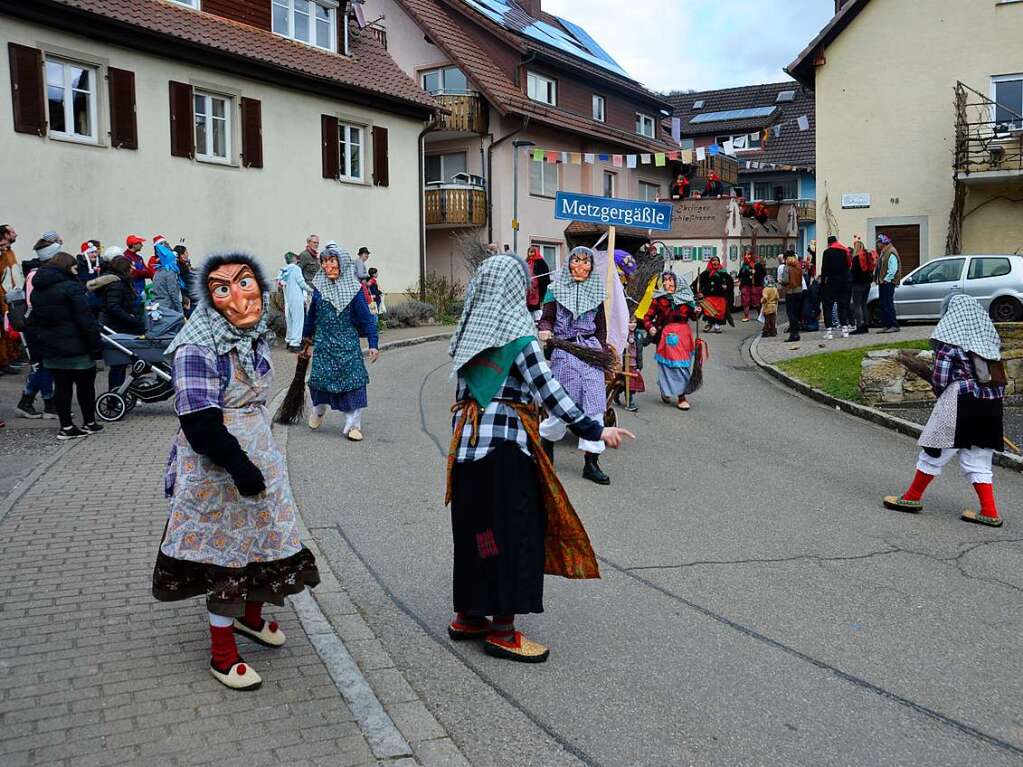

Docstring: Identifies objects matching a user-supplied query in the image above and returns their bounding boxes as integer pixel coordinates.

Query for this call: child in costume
[761,276,779,338]
[884,295,1006,527]
[302,242,379,441]
[695,256,733,333]
[446,254,633,662]
[153,252,320,691]
[643,270,700,410]
[538,247,612,485]
[277,252,312,350]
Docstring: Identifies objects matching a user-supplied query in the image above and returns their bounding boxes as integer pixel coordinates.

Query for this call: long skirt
[450,443,546,616]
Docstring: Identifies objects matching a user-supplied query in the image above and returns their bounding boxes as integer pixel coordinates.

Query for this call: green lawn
[775,339,931,402]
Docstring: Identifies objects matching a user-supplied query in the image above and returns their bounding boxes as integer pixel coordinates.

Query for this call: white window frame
[638,180,660,202]
[529,158,558,198]
[420,66,470,96]
[592,94,606,123]
[44,56,99,145]
[635,113,655,138]
[424,151,468,184]
[272,0,338,53]
[338,121,364,182]
[603,170,616,199]
[992,73,1023,130]
[170,0,200,7]
[533,242,561,270]
[527,71,557,106]
[193,90,232,164]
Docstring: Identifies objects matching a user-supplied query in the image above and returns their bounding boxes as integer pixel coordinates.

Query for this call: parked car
[867,254,1023,324]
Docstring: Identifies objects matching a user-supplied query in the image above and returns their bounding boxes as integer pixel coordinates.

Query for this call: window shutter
[107,67,138,150]
[240,97,263,168]
[168,81,194,158]
[8,43,46,136]
[372,125,389,187]
[321,114,339,179]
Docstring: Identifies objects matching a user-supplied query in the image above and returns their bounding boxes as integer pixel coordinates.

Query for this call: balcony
[688,153,738,186]
[425,184,487,228]
[433,92,488,134]
[953,81,1023,183]
[792,198,816,222]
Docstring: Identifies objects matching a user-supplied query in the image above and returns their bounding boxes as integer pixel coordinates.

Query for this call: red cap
[80,241,97,254]
[152,235,167,245]
[126,235,146,246]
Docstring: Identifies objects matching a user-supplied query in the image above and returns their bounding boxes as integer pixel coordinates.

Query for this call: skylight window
[776,90,796,103]
[689,106,775,124]
[693,100,704,109]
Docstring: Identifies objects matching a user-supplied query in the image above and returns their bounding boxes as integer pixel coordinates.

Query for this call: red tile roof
[42,0,436,112]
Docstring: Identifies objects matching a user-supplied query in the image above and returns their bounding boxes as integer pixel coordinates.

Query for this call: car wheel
[990,297,1023,323]
[867,301,882,328]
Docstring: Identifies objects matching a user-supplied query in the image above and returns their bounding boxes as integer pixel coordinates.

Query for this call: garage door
[876,224,920,276]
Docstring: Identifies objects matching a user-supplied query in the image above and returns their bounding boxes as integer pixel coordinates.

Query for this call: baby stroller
[94,310,182,422]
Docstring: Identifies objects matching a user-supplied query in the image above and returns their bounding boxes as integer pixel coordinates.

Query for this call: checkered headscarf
[550,247,606,318]
[449,254,536,375]
[313,242,362,313]
[932,294,1001,361]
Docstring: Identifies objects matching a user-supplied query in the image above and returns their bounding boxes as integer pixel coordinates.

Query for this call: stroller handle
[100,326,173,383]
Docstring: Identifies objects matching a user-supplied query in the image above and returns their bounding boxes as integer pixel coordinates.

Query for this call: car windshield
[910,258,964,284]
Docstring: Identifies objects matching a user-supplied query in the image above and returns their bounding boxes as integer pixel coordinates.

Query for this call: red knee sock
[903,470,935,501]
[210,624,241,672]
[243,601,263,630]
[973,483,999,518]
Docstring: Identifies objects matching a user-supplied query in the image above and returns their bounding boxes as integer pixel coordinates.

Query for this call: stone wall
[860,323,1023,406]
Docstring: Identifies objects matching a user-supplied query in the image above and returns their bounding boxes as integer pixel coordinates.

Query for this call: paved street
[289,324,1023,767]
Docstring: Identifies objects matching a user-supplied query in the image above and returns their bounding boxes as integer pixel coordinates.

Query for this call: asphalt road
[288,326,1023,767]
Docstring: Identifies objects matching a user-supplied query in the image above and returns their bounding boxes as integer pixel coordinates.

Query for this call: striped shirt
[453,338,604,463]
[932,343,1003,400]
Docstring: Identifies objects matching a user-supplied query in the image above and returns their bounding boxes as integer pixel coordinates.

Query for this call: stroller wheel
[95,392,127,422]
[123,391,138,413]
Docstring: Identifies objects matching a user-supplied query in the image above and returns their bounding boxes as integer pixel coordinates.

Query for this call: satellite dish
[353,0,368,29]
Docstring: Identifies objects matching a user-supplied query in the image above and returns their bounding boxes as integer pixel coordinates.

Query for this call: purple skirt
[310,385,367,412]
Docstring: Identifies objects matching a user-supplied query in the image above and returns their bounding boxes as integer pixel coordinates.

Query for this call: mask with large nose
[208,263,263,329]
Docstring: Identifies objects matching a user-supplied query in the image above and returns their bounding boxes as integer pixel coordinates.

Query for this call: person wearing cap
[355,246,370,282]
[874,234,901,333]
[125,235,153,297]
[77,240,102,285]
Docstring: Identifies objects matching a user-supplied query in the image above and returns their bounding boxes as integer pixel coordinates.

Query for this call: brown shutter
[107,67,138,150]
[240,97,263,168]
[372,125,389,187]
[8,43,46,136]
[168,80,194,158]
[321,114,339,179]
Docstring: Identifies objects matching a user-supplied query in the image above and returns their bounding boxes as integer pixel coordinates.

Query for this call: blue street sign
[553,191,673,232]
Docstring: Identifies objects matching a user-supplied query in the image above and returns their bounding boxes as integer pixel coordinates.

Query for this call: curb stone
[748,336,1023,473]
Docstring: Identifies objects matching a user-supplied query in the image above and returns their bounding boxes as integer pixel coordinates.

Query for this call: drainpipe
[418,116,439,300]
[487,116,530,244]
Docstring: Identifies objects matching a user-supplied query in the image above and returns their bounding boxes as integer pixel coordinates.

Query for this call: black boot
[15,394,42,419]
[583,453,610,485]
[541,439,554,464]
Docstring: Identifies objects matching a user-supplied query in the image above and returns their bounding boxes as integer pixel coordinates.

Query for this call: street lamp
[511,139,535,253]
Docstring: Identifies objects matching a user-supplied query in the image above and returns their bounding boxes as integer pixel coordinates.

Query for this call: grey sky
[542,0,836,92]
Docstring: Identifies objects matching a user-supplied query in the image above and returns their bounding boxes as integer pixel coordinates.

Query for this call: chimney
[521,0,542,18]
[834,0,850,13]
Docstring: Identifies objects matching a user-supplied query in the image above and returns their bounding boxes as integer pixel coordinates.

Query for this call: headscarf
[449,254,535,375]
[35,236,60,262]
[705,257,722,276]
[653,270,695,308]
[932,294,1001,361]
[313,241,361,312]
[550,246,606,318]
[155,241,185,289]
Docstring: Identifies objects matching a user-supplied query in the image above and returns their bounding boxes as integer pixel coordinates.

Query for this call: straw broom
[275,346,310,425]
[546,337,617,372]
[685,317,707,395]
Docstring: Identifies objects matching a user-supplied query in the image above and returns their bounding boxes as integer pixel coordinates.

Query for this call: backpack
[5,286,27,331]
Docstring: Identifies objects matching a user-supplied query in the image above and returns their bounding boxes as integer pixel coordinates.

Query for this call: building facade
[788,0,1023,276]
[1,0,435,295]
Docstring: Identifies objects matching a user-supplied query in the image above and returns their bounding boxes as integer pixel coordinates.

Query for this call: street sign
[554,191,674,232]
[842,193,871,209]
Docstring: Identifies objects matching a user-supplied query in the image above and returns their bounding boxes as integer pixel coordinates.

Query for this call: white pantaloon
[539,415,605,455]
[916,447,994,485]
[314,404,362,433]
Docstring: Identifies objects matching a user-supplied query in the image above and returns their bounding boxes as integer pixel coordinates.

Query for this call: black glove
[229,457,266,497]
[179,408,266,497]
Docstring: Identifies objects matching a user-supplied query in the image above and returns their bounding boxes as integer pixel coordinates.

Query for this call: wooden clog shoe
[961,510,1003,527]
[346,428,364,442]
[447,617,492,641]
[883,496,922,513]
[484,631,550,663]
[210,660,262,691]
[233,618,286,648]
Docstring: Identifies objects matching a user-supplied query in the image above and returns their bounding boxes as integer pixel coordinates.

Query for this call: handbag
[971,355,1007,387]
[5,286,27,331]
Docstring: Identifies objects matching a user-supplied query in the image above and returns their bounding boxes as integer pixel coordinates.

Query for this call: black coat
[821,246,851,287]
[25,266,102,361]
[99,274,146,334]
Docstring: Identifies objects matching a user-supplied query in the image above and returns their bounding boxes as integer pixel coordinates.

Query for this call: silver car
[868,254,1023,324]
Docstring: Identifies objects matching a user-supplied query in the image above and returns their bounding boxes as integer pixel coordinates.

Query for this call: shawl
[165,300,272,379]
[550,247,606,318]
[155,242,184,289]
[653,270,696,308]
[313,243,361,313]
[932,294,1001,361]
[449,254,536,375]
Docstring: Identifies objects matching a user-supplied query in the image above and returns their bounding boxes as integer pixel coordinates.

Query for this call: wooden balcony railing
[433,93,488,134]
[792,198,816,222]
[424,185,487,228]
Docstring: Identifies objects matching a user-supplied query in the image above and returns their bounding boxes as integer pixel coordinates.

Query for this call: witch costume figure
[643,270,700,410]
[153,252,320,691]
[302,242,379,442]
[276,252,312,351]
[695,255,733,333]
[537,247,612,485]
[446,254,633,663]
[884,295,1007,527]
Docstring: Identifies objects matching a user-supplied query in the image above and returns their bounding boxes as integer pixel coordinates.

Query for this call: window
[45,57,98,143]
[527,72,556,105]
[775,89,796,103]
[592,95,605,122]
[170,0,200,6]
[603,171,616,198]
[692,100,704,110]
[993,74,1023,129]
[636,113,655,138]
[338,122,363,181]
[424,152,467,184]
[193,91,231,162]
[421,66,469,95]
[529,159,558,197]
[911,258,965,285]
[272,0,336,52]
[754,179,798,201]
[701,246,716,261]
[679,138,695,150]
[968,257,1012,280]
[534,242,561,269]
[638,181,660,201]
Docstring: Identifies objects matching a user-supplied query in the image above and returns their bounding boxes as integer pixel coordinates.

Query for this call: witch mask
[208,263,263,329]
[569,253,593,282]
[322,255,340,280]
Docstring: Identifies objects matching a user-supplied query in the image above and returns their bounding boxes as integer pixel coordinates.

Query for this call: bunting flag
[695,146,706,161]
[668,150,680,161]
[612,154,624,167]
[671,117,682,145]
[655,152,666,167]
[545,150,559,163]
[797,115,810,131]
[584,152,596,164]
[707,144,719,156]
[561,151,570,164]
[532,148,543,161]
[626,154,637,169]
[571,152,582,165]
[598,153,610,162]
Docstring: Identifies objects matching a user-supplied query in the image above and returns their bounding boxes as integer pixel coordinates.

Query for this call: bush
[386,299,437,328]
[405,272,464,323]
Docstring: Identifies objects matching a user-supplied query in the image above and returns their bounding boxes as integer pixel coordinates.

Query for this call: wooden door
[876,224,920,276]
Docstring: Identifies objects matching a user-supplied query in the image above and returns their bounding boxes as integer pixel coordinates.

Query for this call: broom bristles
[546,337,617,371]
[274,354,310,425]
[686,338,706,394]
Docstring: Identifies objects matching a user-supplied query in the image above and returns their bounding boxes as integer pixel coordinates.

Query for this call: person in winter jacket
[24,252,103,440]
[151,239,185,318]
[819,236,852,338]
[125,235,153,297]
[90,256,145,391]
[849,237,876,335]
[15,232,62,419]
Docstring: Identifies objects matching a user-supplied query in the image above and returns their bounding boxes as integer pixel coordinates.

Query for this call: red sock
[210,624,240,672]
[973,483,999,518]
[243,601,263,630]
[489,614,516,641]
[903,470,935,501]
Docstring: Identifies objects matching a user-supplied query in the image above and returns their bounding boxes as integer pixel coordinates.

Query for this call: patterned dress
[304,289,378,411]
[153,341,319,616]
[540,303,606,419]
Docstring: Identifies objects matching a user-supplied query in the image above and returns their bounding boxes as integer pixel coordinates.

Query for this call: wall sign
[842,193,871,209]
